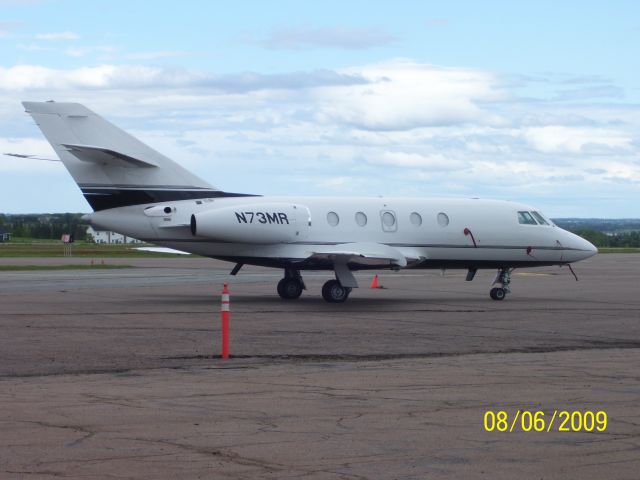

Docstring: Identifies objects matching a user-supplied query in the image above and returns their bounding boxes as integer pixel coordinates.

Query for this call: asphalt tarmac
[1,254,639,479]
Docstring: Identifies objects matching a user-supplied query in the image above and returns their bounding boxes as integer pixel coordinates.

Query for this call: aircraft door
[380,210,398,232]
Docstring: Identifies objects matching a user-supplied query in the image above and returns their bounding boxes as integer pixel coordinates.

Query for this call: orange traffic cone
[370,275,381,289]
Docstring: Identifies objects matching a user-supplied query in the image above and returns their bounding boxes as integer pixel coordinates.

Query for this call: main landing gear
[321,279,352,303]
[277,268,305,300]
[276,268,353,303]
[490,268,512,301]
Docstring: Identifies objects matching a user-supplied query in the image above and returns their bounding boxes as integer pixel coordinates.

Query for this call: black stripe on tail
[80,186,258,211]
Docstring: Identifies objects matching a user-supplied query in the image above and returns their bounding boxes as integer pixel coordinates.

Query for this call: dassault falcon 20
[20,101,597,303]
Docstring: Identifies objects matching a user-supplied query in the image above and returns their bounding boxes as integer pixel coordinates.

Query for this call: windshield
[518,210,554,226]
[531,211,549,225]
[518,211,538,225]
[532,211,554,226]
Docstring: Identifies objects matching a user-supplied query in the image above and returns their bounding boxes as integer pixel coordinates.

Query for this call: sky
[0,0,638,216]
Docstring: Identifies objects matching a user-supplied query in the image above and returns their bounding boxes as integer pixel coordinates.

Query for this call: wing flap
[304,242,408,268]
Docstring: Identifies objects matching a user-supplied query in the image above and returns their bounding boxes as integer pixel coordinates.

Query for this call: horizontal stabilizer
[61,144,158,168]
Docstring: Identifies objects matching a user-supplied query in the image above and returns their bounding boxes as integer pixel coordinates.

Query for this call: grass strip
[0,264,134,271]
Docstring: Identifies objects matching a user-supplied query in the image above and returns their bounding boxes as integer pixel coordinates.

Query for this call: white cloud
[371,151,466,171]
[1,59,638,215]
[523,126,633,153]
[0,137,59,172]
[0,64,368,92]
[35,31,80,41]
[313,60,506,130]
[64,45,116,57]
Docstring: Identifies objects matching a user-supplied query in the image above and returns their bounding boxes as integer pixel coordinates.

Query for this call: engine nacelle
[190,203,311,244]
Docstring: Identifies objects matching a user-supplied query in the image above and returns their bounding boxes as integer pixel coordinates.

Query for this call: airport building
[86,226,144,244]
[0,226,11,242]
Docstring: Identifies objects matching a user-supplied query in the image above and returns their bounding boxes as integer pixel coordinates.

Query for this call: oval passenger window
[355,212,367,226]
[327,211,339,226]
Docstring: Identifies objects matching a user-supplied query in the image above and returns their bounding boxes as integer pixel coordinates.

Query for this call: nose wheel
[490,268,512,301]
[489,287,506,300]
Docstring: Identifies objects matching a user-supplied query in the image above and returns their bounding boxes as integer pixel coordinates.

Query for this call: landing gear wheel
[277,278,303,300]
[490,287,506,301]
[321,280,350,303]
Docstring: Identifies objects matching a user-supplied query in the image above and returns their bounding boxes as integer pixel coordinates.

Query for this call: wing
[305,242,408,268]
[299,242,408,288]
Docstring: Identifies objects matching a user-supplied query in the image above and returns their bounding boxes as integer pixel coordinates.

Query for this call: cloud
[313,60,506,130]
[0,0,42,4]
[370,151,467,171]
[259,26,395,50]
[0,137,59,172]
[64,45,116,57]
[0,21,22,38]
[2,58,639,215]
[553,85,625,101]
[0,64,369,93]
[35,31,80,41]
[522,126,633,153]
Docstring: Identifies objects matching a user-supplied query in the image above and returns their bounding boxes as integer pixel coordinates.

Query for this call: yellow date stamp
[483,410,607,432]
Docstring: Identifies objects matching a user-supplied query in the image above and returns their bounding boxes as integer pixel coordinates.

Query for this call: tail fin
[23,101,227,211]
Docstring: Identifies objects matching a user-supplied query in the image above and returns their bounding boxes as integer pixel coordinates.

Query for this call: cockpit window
[531,211,549,225]
[518,211,538,225]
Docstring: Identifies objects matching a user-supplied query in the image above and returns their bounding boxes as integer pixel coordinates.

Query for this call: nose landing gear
[490,268,512,301]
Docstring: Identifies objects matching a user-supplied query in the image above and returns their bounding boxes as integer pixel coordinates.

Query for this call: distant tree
[572,229,611,247]
[0,213,88,240]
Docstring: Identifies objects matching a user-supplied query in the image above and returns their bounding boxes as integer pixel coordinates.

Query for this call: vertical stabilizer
[22,101,231,211]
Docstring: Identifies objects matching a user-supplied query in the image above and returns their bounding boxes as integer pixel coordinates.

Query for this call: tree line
[0,213,88,240]
[568,229,640,248]
[1,213,639,247]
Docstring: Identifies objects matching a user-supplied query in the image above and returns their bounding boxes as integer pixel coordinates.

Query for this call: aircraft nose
[564,230,598,261]
[579,237,598,259]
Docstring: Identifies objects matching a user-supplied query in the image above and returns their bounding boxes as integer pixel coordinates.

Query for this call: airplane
[20,101,597,303]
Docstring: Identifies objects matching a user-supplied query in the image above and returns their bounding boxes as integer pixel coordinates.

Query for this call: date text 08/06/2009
[483,410,607,433]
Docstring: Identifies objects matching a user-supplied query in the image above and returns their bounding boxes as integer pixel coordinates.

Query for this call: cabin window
[531,211,550,225]
[382,211,396,227]
[327,211,339,226]
[437,212,449,227]
[518,211,538,225]
[410,212,422,226]
[355,212,367,226]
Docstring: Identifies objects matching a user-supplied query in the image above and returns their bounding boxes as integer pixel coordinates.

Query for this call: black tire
[277,278,303,300]
[490,287,506,301]
[321,280,350,303]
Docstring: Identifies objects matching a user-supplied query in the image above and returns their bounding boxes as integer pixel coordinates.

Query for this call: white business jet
[21,101,597,303]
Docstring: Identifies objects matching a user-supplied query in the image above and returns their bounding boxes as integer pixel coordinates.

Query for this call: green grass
[0,241,190,258]
[597,247,640,254]
[0,264,134,271]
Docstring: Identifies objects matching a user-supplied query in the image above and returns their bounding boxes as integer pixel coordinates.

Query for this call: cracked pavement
[0,254,639,478]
